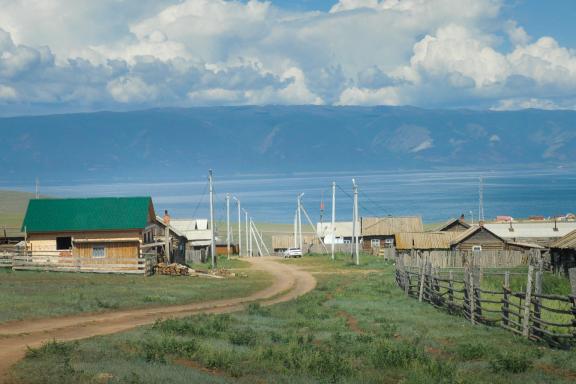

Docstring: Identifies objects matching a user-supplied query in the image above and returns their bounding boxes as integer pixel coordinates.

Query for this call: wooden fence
[395,255,576,348]
[6,250,157,276]
[399,249,534,268]
[0,249,13,268]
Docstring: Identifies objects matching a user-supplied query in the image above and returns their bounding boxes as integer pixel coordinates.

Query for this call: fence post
[502,271,510,327]
[522,265,534,338]
[425,262,432,302]
[418,260,426,302]
[569,268,576,335]
[468,268,476,325]
[533,270,543,339]
[448,271,454,308]
[472,266,482,323]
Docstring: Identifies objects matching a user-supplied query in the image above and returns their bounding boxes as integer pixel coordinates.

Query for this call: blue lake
[3,166,576,224]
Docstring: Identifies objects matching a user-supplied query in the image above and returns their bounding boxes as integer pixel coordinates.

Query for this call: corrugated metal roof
[396,232,461,250]
[22,197,153,233]
[484,222,576,239]
[550,229,576,249]
[170,219,211,241]
[361,216,423,236]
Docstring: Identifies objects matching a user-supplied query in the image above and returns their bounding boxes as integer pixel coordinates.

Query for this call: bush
[247,302,271,317]
[454,343,491,361]
[229,327,258,346]
[153,314,230,337]
[489,352,532,373]
[137,337,198,363]
[371,340,428,369]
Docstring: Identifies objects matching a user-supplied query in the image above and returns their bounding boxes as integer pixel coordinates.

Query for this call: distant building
[361,216,423,250]
[484,221,576,247]
[435,216,471,232]
[316,221,358,244]
[170,219,213,263]
[21,197,157,274]
[549,229,576,275]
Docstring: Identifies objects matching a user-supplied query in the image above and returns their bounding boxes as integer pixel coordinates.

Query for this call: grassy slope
[9,255,576,384]
[0,257,271,324]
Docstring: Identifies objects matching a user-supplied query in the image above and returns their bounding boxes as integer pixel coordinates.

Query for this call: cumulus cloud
[0,0,575,114]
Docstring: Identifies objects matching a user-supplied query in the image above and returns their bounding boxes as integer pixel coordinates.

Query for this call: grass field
[0,257,271,324]
[8,255,576,384]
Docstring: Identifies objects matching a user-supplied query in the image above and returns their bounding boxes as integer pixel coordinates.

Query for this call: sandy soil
[0,257,316,382]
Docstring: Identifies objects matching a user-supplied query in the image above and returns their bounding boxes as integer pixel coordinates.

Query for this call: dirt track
[0,258,316,382]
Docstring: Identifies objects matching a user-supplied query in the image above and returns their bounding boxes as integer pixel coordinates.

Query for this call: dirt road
[0,258,316,382]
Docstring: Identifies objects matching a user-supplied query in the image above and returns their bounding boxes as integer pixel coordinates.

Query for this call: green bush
[371,340,428,368]
[136,337,198,363]
[229,327,258,346]
[247,302,271,317]
[454,343,491,361]
[489,352,532,373]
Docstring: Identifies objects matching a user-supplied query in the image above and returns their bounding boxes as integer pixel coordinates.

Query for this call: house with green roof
[21,197,158,274]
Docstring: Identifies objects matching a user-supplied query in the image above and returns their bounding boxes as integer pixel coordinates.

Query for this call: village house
[170,218,213,263]
[316,221,358,244]
[449,225,543,252]
[549,229,576,275]
[484,221,576,247]
[435,216,471,232]
[272,234,318,254]
[361,216,423,251]
[395,232,461,254]
[148,210,188,264]
[21,197,158,274]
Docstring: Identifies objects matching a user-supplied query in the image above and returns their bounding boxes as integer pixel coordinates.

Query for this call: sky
[0,0,575,115]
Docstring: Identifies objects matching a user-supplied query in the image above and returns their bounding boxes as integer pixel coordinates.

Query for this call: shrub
[489,352,532,373]
[247,302,271,317]
[405,360,457,384]
[454,343,491,361]
[137,337,198,363]
[229,327,258,346]
[371,340,428,369]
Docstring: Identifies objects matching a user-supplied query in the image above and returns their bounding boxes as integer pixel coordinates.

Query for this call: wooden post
[502,271,510,327]
[533,270,543,338]
[418,260,426,302]
[425,262,432,302]
[472,266,482,322]
[522,265,534,338]
[569,268,576,337]
[448,271,454,308]
[469,268,476,325]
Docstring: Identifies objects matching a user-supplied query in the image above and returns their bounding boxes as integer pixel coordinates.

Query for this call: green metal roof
[22,197,154,233]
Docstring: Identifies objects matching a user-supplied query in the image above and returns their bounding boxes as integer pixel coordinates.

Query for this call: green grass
[9,260,576,384]
[280,252,391,271]
[0,257,271,324]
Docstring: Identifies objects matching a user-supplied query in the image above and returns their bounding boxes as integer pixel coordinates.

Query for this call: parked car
[283,248,302,258]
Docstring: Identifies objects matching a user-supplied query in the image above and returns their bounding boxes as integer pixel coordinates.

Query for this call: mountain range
[1,106,575,184]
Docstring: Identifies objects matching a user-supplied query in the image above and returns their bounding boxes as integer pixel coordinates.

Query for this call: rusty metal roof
[550,229,576,249]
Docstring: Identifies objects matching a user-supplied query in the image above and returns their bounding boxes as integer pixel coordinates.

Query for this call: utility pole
[208,170,216,269]
[331,181,336,261]
[293,210,298,248]
[249,217,254,257]
[243,209,250,257]
[250,218,264,256]
[234,197,241,256]
[254,222,270,256]
[297,193,304,252]
[479,176,485,223]
[35,177,39,199]
[226,193,231,259]
[352,178,359,265]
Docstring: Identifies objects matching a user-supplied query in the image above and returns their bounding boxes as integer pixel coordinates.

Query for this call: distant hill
[1,106,575,183]
[0,190,34,231]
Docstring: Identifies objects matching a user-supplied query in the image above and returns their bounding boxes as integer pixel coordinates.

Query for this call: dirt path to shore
[0,258,316,382]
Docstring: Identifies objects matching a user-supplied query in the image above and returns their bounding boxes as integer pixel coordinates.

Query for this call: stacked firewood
[155,262,189,276]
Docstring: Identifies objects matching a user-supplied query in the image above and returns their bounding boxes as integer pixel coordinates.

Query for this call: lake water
[3,166,576,224]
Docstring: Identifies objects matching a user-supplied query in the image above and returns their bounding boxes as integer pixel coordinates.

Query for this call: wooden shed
[395,232,461,251]
[449,225,542,252]
[272,234,318,252]
[20,197,157,274]
[549,229,576,275]
[361,216,423,250]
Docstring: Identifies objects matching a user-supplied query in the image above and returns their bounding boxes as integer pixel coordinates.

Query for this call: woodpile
[155,263,189,276]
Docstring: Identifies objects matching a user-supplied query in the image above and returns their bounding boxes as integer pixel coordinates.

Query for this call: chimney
[163,210,171,225]
[460,213,465,221]
[478,220,485,227]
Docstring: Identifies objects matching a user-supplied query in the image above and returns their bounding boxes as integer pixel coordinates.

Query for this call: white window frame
[371,239,381,247]
[92,245,106,258]
[472,245,482,252]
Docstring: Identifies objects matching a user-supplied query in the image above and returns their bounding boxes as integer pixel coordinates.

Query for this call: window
[371,239,381,247]
[343,239,351,244]
[472,245,482,252]
[92,246,106,258]
[56,237,72,250]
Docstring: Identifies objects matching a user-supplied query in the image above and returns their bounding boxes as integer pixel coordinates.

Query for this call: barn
[361,216,423,250]
[20,197,157,274]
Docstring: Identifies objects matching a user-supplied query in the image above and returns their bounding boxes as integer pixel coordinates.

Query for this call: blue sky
[0,0,575,115]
